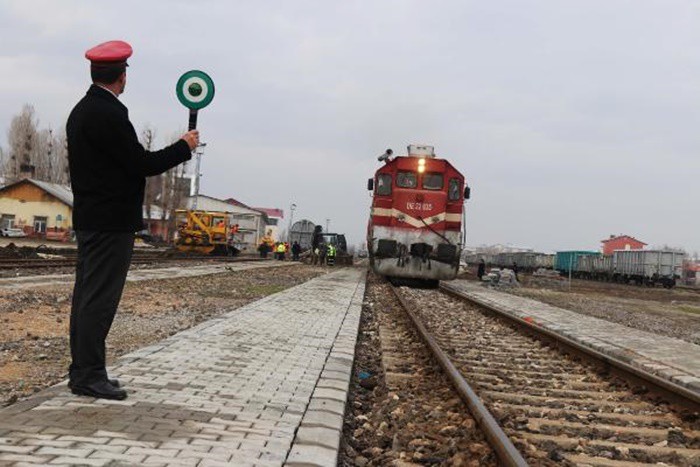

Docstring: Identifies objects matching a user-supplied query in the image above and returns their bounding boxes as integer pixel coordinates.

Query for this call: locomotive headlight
[418,158,426,173]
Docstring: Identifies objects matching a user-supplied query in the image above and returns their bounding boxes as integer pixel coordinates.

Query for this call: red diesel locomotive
[367,144,470,283]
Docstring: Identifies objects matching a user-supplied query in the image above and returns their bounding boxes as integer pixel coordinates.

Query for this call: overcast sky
[1,1,698,253]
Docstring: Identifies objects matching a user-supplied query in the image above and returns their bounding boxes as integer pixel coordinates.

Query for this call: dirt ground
[0,264,325,407]
[463,269,700,344]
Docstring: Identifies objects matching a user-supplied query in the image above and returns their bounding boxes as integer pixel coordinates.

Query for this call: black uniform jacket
[67,85,192,232]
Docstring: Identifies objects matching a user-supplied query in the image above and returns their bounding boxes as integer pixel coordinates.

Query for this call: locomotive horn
[378,148,393,162]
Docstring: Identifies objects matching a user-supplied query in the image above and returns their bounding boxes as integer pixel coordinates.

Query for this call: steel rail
[440,283,700,413]
[0,256,269,270]
[390,285,529,467]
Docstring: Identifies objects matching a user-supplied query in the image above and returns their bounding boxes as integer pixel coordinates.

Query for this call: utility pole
[192,142,206,210]
[287,203,296,242]
[325,218,330,232]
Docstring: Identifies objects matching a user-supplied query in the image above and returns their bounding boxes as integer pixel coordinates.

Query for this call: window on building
[422,173,444,190]
[268,218,278,226]
[448,178,461,201]
[33,216,47,233]
[376,174,392,195]
[1,215,15,229]
[396,171,417,188]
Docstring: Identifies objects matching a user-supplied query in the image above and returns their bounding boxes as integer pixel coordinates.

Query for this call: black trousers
[69,231,134,386]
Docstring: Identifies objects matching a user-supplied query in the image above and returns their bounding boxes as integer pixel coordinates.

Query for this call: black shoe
[68,378,119,390]
[71,380,127,400]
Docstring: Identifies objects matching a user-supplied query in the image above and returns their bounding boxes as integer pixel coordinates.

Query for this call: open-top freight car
[489,251,555,271]
[612,250,684,287]
[555,249,683,287]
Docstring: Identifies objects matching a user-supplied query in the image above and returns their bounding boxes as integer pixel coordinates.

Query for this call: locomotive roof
[379,155,464,177]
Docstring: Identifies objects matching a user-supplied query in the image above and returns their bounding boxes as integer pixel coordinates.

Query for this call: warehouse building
[0,178,73,240]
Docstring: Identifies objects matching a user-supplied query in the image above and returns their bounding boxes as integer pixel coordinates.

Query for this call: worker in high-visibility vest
[276,242,287,261]
[327,244,336,266]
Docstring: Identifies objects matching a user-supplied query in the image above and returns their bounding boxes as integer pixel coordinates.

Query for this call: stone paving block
[35,447,93,458]
[300,409,344,431]
[0,454,54,464]
[88,450,147,464]
[307,398,346,416]
[285,444,338,466]
[48,457,108,466]
[316,378,349,392]
[294,426,341,451]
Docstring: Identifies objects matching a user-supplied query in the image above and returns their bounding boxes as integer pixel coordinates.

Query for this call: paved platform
[443,280,700,394]
[0,268,366,466]
[0,261,297,290]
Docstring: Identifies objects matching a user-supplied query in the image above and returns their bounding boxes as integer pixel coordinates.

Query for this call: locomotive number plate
[406,202,433,211]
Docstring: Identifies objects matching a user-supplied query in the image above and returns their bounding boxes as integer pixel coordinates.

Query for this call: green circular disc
[176,70,215,110]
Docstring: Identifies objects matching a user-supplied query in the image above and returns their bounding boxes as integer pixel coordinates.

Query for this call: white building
[253,207,284,241]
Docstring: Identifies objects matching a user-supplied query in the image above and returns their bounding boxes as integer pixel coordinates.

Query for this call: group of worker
[258,241,303,261]
[312,243,337,266]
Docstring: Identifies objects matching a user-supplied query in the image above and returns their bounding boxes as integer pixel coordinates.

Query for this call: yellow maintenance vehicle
[174,210,239,256]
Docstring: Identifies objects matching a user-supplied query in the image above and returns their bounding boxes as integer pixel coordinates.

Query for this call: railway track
[0,254,267,270]
[390,282,700,466]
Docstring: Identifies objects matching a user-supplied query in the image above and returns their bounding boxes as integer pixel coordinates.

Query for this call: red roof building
[253,207,284,219]
[601,235,647,255]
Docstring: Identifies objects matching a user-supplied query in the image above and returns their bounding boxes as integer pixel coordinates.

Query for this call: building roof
[253,207,284,219]
[601,235,647,245]
[224,198,254,210]
[0,178,74,207]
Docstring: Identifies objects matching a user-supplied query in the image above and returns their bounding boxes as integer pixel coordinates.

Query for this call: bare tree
[2,105,69,186]
[158,131,192,240]
[140,126,159,221]
[52,128,70,185]
[5,104,39,183]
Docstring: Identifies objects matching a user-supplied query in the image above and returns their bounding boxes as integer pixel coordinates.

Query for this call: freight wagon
[612,250,684,287]
[556,249,683,288]
[554,251,600,273]
[490,252,555,272]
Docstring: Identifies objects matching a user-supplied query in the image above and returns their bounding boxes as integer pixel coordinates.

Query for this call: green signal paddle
[176,70,215,130]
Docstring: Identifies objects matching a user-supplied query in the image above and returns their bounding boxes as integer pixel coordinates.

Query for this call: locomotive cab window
[376,173,392,195]
[396,171,417,188]
[422,173,444,190]
[448,178,461,201]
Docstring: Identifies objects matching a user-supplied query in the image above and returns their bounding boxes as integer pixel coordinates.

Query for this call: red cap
[85,40,132,67]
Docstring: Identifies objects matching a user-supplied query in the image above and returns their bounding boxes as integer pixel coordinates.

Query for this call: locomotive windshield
[396,171,417,188]
[448,178,461,200]
[422,173,443,190]
[376,174,392,195]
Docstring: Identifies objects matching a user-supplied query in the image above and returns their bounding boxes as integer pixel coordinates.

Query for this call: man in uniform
[67,40,200,400]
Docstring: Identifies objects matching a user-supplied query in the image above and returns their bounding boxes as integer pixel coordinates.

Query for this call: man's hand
[181,130,200,151]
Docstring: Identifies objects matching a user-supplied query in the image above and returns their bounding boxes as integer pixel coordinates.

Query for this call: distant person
[327,244,336,266]
[291,241,301,261]
[67,40,199,401]
[512,262,519,282]
[276,242,287,260]
[477,259,486,281]
[319,243,328,266]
